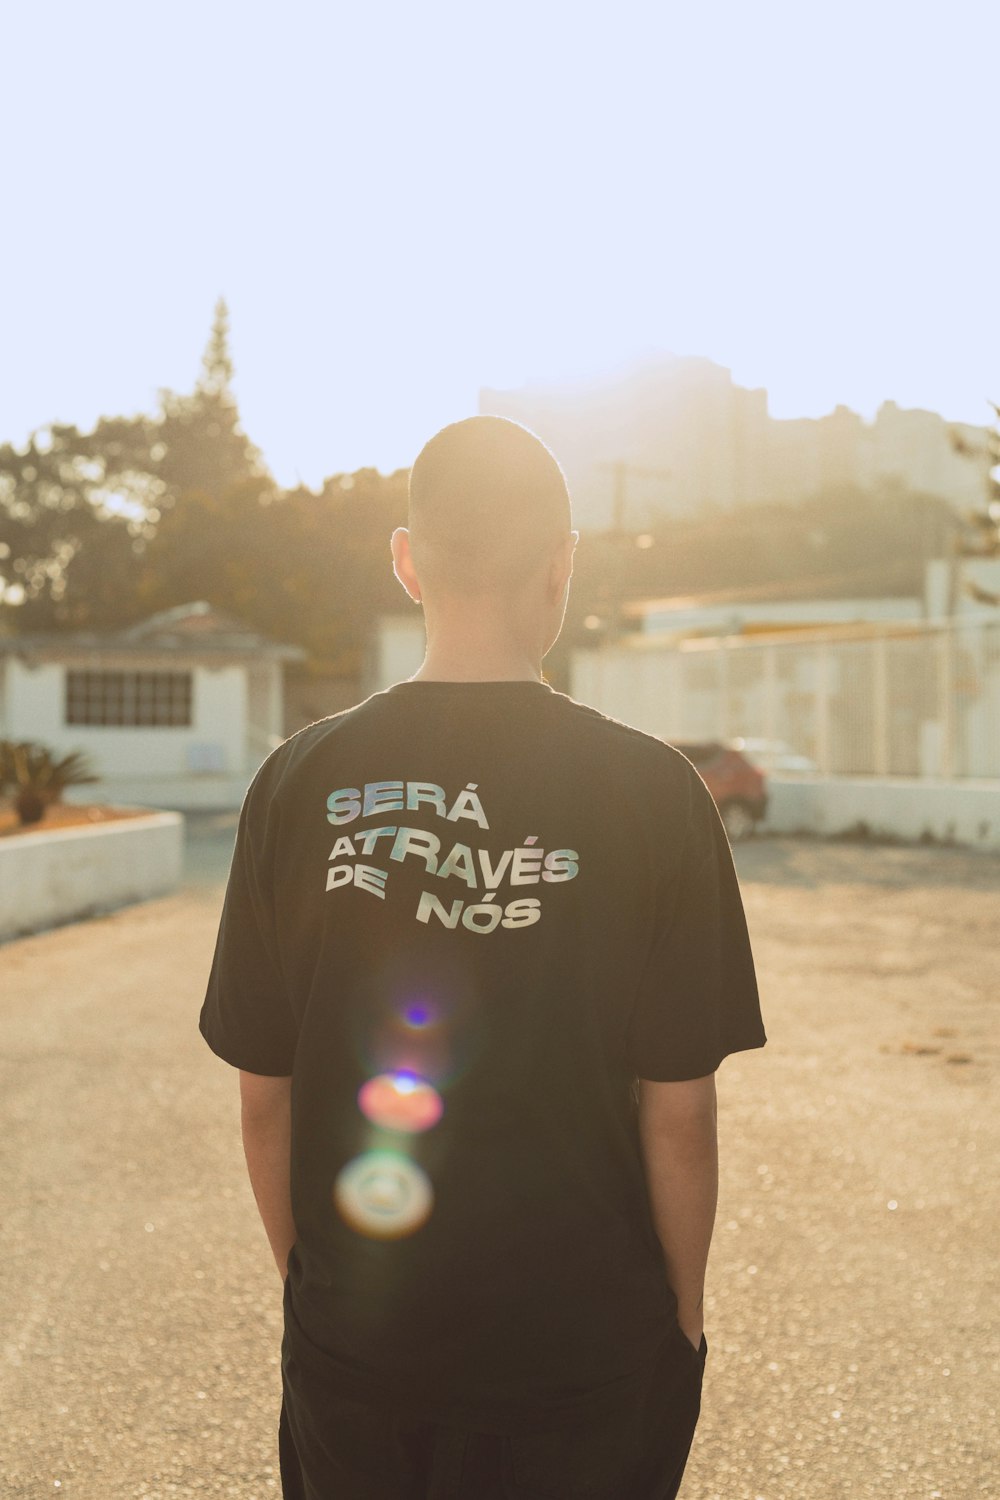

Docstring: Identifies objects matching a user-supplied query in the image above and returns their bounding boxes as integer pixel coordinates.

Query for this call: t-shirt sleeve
[624,766,767,1081]
[198,764,299,1076]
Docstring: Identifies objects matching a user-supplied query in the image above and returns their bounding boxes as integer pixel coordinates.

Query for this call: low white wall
[763,777,1000,850]
[0,811,184,944]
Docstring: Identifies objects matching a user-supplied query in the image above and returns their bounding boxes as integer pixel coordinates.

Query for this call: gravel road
[2,822,997,1498]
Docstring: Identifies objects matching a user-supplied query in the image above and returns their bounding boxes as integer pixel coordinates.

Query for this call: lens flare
[403,1002,432,1027]
[357,1070,443,1133]
[353,963,485,1089]
[364,995,461,1087]
[333,1151,433,1238]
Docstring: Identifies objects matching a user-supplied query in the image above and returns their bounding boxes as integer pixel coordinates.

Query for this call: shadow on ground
[733,831,1000,892]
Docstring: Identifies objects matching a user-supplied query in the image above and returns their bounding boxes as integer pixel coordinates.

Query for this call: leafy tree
[0,298,268,631]
[133,467,409,669]
[129,476,295,638]
[0,422,151,631]
[949,403,1000,560]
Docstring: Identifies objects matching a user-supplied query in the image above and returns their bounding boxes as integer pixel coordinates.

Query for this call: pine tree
[198,296,236,398]
[153,295,269,503]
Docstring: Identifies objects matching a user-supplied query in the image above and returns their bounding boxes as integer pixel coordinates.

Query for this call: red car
[667,741,768,841]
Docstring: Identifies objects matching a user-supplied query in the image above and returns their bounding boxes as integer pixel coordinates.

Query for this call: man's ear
[390,527,422,604]
[548,531,577,599]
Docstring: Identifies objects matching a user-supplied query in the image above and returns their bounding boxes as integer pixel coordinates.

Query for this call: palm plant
[0,740,100,826]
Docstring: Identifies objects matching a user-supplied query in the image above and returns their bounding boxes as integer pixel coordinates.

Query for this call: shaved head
[407,416,573,595]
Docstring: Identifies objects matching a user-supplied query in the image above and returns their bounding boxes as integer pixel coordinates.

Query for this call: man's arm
[637,1072,719,1351]
[238,1070,297,1283]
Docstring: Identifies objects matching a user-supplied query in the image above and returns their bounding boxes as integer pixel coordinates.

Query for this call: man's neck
[409,649,543,684]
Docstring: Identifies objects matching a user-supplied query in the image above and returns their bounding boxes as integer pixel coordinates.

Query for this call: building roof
[0,600,307,661]
[621,562,923,620]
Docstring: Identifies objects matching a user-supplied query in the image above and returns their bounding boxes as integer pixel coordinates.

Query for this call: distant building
[480,357,991,530]
[0,601,306,810]
[366,613,425,694]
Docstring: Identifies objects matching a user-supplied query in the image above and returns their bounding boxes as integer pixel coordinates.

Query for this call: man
[199,415,766,1499]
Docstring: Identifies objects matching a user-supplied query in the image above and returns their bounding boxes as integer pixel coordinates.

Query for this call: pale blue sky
[2,0,996,486]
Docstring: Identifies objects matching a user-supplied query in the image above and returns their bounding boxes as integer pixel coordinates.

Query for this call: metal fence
[572,616,1000,780]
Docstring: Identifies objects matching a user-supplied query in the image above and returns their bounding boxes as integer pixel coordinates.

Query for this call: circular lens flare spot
[358,1071,443,1133]
[333,1151,433,1238]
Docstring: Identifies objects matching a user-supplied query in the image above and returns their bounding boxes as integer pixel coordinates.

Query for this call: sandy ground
[1,820,997,1499]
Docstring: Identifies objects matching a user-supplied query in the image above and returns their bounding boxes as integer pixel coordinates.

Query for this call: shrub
[0,740,100,826]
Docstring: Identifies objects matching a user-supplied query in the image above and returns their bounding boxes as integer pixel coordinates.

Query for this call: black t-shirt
[199,679,766,1433]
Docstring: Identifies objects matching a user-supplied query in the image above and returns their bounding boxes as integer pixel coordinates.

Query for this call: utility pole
[598,460,673,539]
[595,460,672,638]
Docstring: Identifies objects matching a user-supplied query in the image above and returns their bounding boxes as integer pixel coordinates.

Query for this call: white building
[481,358,992,530]
[366,612,426,693]
[0,601,306,810]
[570,562,1000,784]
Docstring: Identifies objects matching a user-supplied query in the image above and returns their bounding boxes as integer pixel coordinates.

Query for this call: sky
[1,0,997,488]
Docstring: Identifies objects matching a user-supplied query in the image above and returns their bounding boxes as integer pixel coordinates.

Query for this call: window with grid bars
[65,669,193,727]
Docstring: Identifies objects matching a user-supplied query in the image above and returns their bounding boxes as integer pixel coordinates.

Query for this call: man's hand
[677,1298,705,1353]
[636,1072,718,1353]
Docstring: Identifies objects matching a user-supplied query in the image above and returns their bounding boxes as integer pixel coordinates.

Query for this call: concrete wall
[61,776,253,812]
[373,615,426,692]
[0,811,184,944]
[763,777,1000,850]
[284,670,362,735]
[246,660,286,753]
[571,621,1000,781]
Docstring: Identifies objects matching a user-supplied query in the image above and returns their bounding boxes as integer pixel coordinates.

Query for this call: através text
[326,827,578,887]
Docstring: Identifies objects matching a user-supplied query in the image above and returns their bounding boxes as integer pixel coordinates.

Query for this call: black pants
[278,1324,707,1500]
